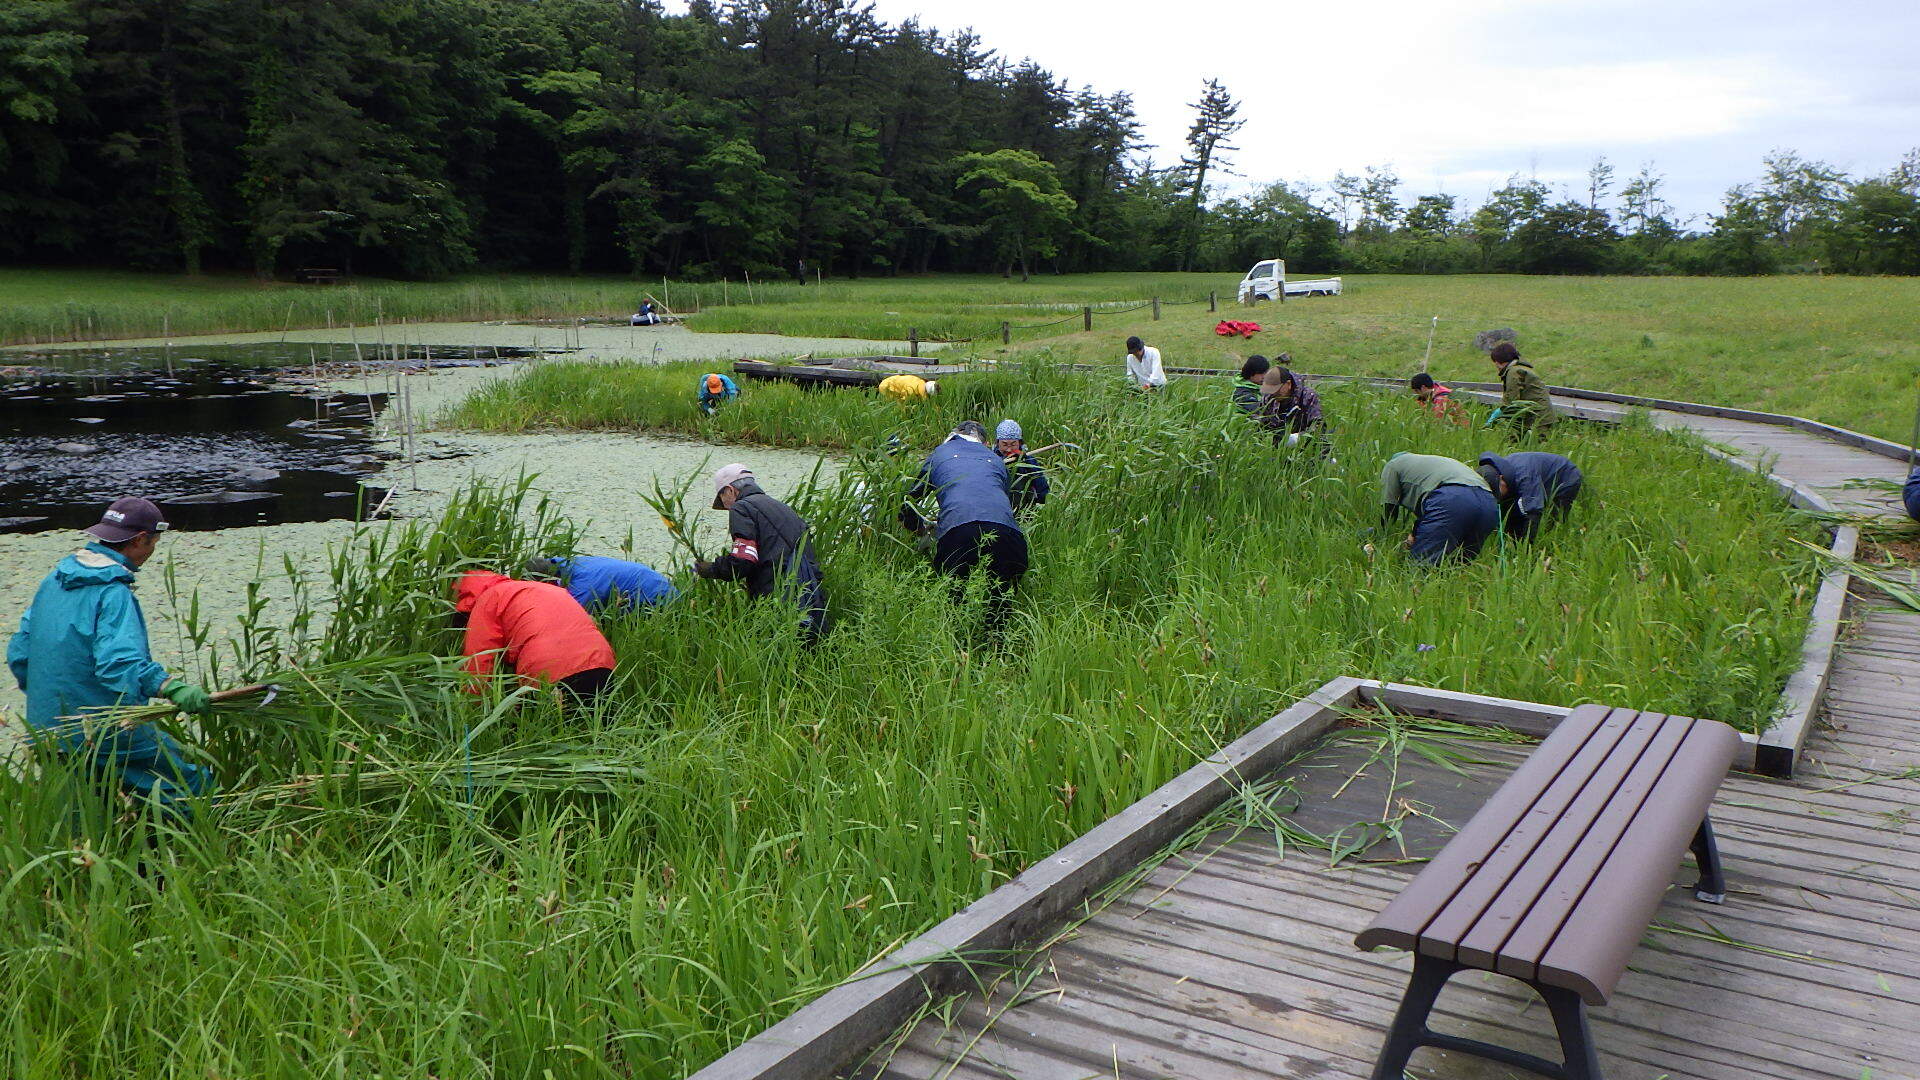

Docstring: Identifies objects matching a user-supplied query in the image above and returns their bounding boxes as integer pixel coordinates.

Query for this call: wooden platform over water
[734,356,970,387]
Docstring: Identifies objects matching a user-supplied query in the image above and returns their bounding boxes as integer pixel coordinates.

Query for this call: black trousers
[934,521,1029,635]
[934,521,1029,589]
[557,666,612,708]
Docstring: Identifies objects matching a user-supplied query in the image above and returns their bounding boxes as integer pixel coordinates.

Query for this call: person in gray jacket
[695,464,828,641]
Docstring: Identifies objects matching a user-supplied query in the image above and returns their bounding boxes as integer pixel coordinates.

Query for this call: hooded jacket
[453,571,615,684]
[1478,452,1584,516]
[8,542,172,731]
[911,436,1021,538]
[1231,377,1264,415]
[1499,360,1558,429]
[695,479,826,618]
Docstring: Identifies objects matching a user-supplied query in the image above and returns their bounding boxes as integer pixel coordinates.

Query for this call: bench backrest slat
[1458,713,1692,974]
[1437,712,1682,969]
[1354,704,1621,953]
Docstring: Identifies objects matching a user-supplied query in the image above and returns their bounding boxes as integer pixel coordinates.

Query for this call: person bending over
[453,570,617,708]
[695,464,829,641]
[1379,452,1499,565]
[1477,451,1584,539]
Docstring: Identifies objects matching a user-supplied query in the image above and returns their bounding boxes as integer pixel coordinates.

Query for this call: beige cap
[923,379,939,395]
[711,463,753,509]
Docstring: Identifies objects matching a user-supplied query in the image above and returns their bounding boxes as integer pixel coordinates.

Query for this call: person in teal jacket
[7,497,215,806]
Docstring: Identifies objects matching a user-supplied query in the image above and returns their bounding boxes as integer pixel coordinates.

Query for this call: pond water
[1,329,851,725]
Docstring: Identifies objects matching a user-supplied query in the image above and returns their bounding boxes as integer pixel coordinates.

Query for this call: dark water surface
[0,343,531,532]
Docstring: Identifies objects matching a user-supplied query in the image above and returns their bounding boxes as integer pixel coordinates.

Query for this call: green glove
[161,680,213,714]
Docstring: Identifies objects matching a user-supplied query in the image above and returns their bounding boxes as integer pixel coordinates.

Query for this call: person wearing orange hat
[451,570,617,707]
[698,372,739,416]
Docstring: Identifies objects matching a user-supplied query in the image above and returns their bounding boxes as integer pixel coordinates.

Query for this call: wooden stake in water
[1422,315,1438,373]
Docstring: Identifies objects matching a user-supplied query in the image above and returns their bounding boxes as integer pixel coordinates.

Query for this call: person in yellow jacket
[877,374,939,400]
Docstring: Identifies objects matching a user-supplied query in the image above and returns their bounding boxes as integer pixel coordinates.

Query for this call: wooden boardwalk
[854,401,1920,1080]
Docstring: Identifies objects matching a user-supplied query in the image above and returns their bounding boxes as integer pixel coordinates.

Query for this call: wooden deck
[853,399,1920,1080]
[858,713,1920,1080]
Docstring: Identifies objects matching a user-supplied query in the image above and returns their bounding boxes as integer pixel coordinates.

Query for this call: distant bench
[1356,704,1739,1080]
[296,267,342,285]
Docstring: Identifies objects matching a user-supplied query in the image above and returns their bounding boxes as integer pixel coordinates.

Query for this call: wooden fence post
[1208,291,1217,312]
[1151,297,1161,320]
[1001,321,1011,345]
[1082,306,1093,332]
[909,327,919,358]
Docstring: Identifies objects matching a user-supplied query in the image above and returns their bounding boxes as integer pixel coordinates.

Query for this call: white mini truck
[1237,259,1343,302]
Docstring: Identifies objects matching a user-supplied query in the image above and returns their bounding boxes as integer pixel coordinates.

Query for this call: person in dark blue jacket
[994,419,1050,512]
[908,422,1029,614]
[7,497,214,807]
[1905,465,1920,523]
[1477,451,1584,538]
[526,555,679,615]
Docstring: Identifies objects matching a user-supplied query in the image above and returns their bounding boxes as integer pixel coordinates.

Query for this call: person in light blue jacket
[526,555,679,615]
[7,497,214,806]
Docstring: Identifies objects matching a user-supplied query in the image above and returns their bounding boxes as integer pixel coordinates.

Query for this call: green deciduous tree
[952,148,1075,281]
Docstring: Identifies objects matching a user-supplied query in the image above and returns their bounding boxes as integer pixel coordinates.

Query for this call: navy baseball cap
[86,497,168,542]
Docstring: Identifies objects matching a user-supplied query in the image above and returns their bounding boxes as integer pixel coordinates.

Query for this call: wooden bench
[1355,704,1739,1080]
[297,267,341,285]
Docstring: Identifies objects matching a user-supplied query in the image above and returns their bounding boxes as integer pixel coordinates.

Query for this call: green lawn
[974,274,1920,442]
[6,268,1915,438]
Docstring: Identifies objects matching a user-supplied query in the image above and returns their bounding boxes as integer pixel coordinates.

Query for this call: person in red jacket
[452,570,617,706]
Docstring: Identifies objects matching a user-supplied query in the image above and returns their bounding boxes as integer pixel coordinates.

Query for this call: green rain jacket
[1499,360,1558,431]
[8,542,171,732]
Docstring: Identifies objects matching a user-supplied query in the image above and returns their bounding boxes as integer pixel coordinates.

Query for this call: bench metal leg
[1370,953,1605,1080]
[1691,816,1726,904]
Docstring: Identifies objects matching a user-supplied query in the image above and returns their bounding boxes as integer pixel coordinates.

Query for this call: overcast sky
[675,0,1920,222]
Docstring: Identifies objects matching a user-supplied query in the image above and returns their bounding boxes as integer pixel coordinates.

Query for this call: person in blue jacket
[698,373,739,416]
[907,422,1029,624]
[7,497,215,807]
[1905,465,1920,523]
[526,555,679,615]
[1477,451,1584,539]
[994,419,1051,512]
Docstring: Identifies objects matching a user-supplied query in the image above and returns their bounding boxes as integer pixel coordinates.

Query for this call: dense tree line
[1,0,1914,280]
[1199,149,1920,277]
[0,0,1171,280]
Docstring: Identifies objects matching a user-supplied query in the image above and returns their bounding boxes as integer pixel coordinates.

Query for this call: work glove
[692,558,714,576]
[1481,407,1505,429]
[160,680,213,714]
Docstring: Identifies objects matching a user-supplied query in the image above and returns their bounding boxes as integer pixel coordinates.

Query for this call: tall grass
[0,363,1812,1077]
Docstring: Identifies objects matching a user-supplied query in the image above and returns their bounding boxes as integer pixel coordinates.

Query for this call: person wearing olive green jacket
[1489,342,1556,436]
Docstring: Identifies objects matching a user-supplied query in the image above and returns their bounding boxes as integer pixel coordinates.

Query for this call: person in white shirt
[1124,336,1167,392]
